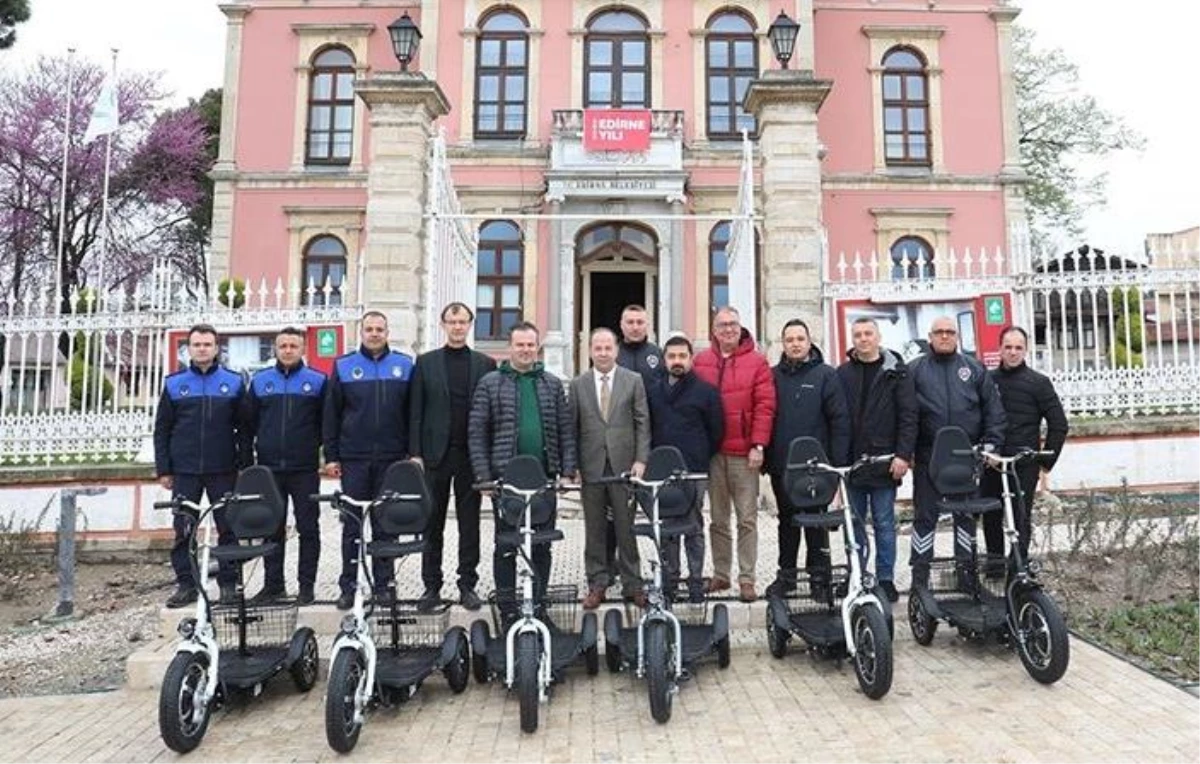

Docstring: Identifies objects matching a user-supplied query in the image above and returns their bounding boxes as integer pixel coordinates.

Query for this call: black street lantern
[388,12,422,71]
[767,10,800,70]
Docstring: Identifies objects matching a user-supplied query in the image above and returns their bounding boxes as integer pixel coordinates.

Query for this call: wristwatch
[751,444,764,453]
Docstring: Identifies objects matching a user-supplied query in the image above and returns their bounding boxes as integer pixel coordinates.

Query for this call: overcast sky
[2,0,1195,255]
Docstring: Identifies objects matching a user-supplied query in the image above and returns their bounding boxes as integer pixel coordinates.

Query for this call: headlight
[177,617,197,639]
[340,615,359,635]
[1027,559,1042,575]
[862,573,877,591]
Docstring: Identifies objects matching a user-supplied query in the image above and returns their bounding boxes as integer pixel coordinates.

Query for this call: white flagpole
[53,48,76,316]
[95,49,118,296]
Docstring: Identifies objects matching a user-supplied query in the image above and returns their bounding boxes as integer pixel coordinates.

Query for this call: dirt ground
[0,558,170,697]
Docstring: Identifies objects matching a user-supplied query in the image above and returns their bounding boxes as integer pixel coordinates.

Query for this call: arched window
[882,47,930,166]
[475,10,529,138]
[306,47,355,165]
[890,236,935,280]
[709,222,731,312]
[302,235,347,305]
[706,10,758,139]
[476,220,523,340]
[584,9,650,108]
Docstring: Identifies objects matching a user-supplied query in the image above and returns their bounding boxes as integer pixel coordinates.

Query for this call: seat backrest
[636,445,696,520]
[227,466,286,542]
[374,461,432,537]
[784,437,839,509]
[499,455,556,526]
[929,426,979,496]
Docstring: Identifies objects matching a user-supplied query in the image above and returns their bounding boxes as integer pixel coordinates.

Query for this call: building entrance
[590,272,645,338]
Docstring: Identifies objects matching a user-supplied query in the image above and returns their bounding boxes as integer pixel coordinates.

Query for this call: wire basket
[776,566,851,618]
[928,557,1006,601]
[488,584,581,633]
[369,600,451,649]
[211,602,298,650]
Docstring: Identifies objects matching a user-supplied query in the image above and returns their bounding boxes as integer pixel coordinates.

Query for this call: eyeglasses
[931,329,957,336]
[714,321,740,330]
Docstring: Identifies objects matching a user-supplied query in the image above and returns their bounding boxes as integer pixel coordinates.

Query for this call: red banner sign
[583,109,652,152]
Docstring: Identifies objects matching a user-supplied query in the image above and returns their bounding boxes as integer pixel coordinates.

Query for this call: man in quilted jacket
[694,306,776,602]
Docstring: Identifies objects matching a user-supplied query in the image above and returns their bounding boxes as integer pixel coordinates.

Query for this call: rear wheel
[604,608,624,673]
[766,599,788,659]
[713,604,731,668]
[289,628,320,692]
[645,621,673,724]
[852,605,893,700]
[443,629,470,693]
[470,620,491,684]
[516,632,540,734]
[158,651,212,754]
[325,649,366,754]
[908,592,937,646]
[1016,589,1070,684]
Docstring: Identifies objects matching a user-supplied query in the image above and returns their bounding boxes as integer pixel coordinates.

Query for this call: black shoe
[219,585,238,606]
[373,589,396,609]
[297,585,315,606]
[418,587,440,614]
[248,586,286,606]
[880,581,899,603]
[166,587,197,609]
[459,586,483,611]
[687,579,705,604]
[336,591,355,611]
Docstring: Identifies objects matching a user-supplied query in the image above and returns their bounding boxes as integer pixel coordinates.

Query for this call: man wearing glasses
[907,316,1006,592]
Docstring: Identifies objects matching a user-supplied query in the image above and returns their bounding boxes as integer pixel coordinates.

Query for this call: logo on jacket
[301,381,313,393]
[264,382,275,394]
[219,383,230,395]
[351,366,364,380]
[392,366,403,378]
[957,366,971,382]
[179,385,190,397]
[646,355,659,369]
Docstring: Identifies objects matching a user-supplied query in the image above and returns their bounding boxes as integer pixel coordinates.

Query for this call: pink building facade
[210,0,1027,373]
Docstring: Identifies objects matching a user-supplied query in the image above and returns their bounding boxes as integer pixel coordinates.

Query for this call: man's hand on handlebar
[324,462,342,479]
[890,457,910,481]
[158,475,173,491]
[629,461,645,479]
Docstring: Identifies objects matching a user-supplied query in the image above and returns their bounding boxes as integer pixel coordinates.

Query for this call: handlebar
[594,470,708,488]
[952,445,1055,465]
[472,480,580,493]
[152,493,263,514]
[310,491,424,509]
[787,453,895,475]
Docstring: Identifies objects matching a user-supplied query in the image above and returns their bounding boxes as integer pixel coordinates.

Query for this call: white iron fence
[423,128,477,350]
[821,241,1200,418]
[0,264,362,466]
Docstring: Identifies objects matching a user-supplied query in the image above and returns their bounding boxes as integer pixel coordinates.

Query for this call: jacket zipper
[280,371,290,471]
[198,372,208,474]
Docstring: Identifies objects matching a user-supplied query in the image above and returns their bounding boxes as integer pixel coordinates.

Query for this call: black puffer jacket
[908,351,1006,462]
[989,362,1069,469]
[836,348,918,465]
[468,362,578,482]
[766,346,852,473]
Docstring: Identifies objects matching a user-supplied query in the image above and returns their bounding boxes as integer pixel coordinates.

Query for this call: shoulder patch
[957,366,972,382]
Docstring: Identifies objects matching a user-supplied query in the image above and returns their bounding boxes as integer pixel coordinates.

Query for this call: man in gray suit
[572,328,651,609]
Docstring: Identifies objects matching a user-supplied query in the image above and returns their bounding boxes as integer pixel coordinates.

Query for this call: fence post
[55,486,108,617]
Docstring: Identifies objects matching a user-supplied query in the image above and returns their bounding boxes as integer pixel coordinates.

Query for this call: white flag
[83,70,119,143]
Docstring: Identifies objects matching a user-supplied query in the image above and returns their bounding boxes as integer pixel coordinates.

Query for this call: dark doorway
[590,272,645,339]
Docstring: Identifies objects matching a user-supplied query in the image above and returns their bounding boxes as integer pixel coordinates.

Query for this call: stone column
[669,198,686,334]
[354,73,450,351]
[542,199,568,377]
[207,2,252,283]
[744,70,833,358]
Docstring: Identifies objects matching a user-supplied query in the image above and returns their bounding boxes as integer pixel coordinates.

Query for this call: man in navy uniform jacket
[154,324,249,608]
[323,311,414,610]
[244,327,327,605]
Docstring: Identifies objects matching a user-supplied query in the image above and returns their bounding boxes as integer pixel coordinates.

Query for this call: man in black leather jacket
[907,316,1006,590]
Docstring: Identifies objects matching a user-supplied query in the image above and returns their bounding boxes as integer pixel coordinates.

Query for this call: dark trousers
[421,448,482,592]
[339,460,399,596]
[171,472,237,589]
[909,461,976,574]
[262,470,321,592]
[492,510,553,607]
[770,474,831,573]
[981,462,1039,561]
[661,485,707,590]
[582,464,642,594]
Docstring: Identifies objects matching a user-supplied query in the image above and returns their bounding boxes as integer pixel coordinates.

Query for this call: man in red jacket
[694,306,777,601]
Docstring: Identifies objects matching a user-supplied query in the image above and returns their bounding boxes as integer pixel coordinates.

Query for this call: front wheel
[159,651,212,754]
[325,649,366,754]
[517,631,540,734]
[766,599,788,659]
[852,605,893,700]
[645,621,673,724]
[713,604,731,669]
[908,592,937,646]
[604,608,624,673]
[443,628,470,693]
[1015,589,1070,684]
[289,628,320,692]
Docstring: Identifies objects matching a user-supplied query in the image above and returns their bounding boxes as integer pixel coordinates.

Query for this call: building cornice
[743,71,835,114]
[291,22,377,35]
[861,24,946,40]
[219,3,251,21]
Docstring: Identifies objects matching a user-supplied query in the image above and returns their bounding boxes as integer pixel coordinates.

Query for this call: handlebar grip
[951,449,977,457]
[557,483,582,492]
[592,474,630,485]
[152,501,176,510]
[472,482,496,492]
[311,493,339,503]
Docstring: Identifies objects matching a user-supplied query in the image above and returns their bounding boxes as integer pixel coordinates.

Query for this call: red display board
[582,109,652,151]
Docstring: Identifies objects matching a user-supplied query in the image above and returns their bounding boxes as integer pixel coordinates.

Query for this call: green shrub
[217,277,246,309]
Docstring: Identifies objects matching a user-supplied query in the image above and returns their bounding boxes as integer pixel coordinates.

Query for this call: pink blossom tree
[0,55,212,309]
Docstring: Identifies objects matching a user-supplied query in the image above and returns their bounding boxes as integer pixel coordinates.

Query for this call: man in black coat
[410,303,497,611]
[980,326,1068,569]
[908,316,1007,590]
[837,317,917,602]
[646,334,724,602]
[765,319,851,597]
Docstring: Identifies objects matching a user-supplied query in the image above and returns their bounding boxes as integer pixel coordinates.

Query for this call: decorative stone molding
[862,24,946,174]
